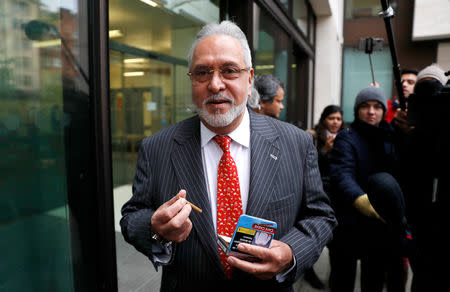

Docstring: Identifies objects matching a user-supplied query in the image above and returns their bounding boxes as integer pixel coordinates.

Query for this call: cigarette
[178,196,202,213]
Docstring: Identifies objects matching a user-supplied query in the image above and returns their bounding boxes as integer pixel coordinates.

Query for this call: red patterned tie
[214,135,243,279]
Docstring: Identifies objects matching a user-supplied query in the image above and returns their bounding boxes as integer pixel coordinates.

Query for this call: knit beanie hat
[354,86,387,115]
[417,64,448,85]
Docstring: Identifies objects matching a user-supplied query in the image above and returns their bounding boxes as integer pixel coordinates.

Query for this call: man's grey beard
[194,94,247,128]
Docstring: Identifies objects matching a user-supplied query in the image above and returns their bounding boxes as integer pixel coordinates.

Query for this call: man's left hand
[227,240,293,280]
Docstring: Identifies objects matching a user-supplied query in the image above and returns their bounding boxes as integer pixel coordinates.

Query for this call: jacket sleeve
[282,133,337,283]
[120,140,172,268]
[329,131,365,204]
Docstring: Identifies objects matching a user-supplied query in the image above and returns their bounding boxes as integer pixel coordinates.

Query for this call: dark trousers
[328,222,408,292]
[329,236,406,292]
[329,172,409,291]
[409,204,450,292]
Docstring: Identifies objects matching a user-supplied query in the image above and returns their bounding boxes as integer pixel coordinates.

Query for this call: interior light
[139,0,158,7]
[255,64,275,70]
[32,39,61,48]
[124,58,147,64]
[124,71,145,77]
[109,30,124,38]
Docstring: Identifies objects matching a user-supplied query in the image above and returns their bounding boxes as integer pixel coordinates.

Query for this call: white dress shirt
[200,108,251,231]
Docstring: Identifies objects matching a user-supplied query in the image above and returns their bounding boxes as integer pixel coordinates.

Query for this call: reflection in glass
[293,0,308,35]
[0,0,90,290]
[253,3,289,121]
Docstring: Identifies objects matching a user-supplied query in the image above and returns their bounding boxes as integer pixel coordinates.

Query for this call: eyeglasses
[187,65,250,83]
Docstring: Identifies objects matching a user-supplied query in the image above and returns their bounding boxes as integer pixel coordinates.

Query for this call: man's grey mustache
[203,94,234,106]
[188,94,235,113]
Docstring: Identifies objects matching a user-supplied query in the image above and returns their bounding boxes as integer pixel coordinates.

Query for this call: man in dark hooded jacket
[328,87,407,292]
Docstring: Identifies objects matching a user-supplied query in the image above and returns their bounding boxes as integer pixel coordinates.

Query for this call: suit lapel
[171,117,223,275]
[246,111,281,218]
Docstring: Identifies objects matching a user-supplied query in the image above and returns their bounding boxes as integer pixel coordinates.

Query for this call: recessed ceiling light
[139,0,158,7]
[124,71,145,77]
[124,58,147,64]
[109,30,124,38]
[255,64,275,70]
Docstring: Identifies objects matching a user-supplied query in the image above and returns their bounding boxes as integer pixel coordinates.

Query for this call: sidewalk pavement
[113,186,411,291]
[116,232,412,292]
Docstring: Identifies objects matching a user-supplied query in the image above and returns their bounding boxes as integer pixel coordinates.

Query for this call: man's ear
[248,68,254,96]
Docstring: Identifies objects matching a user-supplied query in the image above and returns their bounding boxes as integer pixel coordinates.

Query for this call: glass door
[0,0,105,290]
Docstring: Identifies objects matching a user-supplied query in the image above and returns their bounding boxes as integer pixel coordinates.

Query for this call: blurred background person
[328,87,406,292]
[305,105,345,290]
[247,84,261,110]
[385,68,418,123]
[308,105,345,195]
[253,74,285,118]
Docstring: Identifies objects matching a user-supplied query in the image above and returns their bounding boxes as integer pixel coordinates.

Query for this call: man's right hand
[150,189,193,243]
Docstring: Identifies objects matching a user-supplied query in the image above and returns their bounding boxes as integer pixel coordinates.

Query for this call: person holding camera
[328,87,407,292]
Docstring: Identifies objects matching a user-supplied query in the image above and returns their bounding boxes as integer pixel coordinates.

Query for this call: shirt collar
[200,108,250,148]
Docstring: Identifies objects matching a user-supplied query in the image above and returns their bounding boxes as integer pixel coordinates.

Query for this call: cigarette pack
[217,214,277,261]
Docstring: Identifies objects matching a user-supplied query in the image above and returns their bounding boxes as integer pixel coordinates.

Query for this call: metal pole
[379,0,406,110]
[368,53,376,84]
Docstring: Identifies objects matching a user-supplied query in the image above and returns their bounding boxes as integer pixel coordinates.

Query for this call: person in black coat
[328,87,407,292]
[394,64,449,292]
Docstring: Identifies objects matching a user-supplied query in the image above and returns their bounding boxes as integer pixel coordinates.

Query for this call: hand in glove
[353,194,386,223]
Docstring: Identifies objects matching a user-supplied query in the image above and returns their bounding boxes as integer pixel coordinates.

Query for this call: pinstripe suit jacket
[120,109,336,291]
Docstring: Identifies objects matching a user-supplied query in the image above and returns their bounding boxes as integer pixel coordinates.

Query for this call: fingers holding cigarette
[178,193,202,213]
[151,189,194,243]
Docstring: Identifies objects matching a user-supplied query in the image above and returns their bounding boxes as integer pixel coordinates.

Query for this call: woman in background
[305,105,344,289]
[309,105,345,194]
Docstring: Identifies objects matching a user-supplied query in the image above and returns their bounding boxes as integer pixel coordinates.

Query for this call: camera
[358,37,384,54]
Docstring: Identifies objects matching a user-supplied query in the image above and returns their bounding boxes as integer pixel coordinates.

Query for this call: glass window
[1,0,93,291]
[109,1,219,290]
[293,0,308,36]
[278,0,289,10]
[308,10,315,45]
[253,3,290,121]
[12,1,30,15]
[345,0,397,19]
[341,47,393,122]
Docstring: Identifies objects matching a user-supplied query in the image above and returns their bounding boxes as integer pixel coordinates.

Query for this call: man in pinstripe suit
[120,21,336,291]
